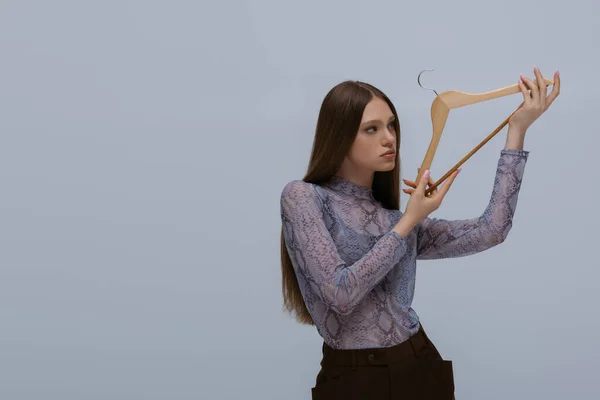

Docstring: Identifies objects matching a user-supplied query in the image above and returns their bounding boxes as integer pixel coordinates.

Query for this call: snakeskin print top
[280,149,529,349]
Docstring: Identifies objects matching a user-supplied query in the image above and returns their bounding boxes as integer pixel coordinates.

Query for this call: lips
[381,150,395,156]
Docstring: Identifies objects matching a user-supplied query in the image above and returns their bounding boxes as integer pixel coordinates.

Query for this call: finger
[403,188,414,194]
[417,167,437,189]
[533,66,547,109]
[402,178,416,189]
[437,169,460,197]
[428,176,438,192]
[415,169,430,195]
[545,70,561,109]
[518,78,532,106]
[413,175,437,190]
[424,177,437,194]
[520,74,539,105]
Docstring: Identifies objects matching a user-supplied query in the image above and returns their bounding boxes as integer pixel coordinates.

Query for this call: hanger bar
[438,79,552,109]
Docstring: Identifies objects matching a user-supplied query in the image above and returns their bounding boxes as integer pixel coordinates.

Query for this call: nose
[383,127,396,145]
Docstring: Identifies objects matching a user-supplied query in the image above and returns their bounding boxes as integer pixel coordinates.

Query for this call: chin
[375,162,395,172]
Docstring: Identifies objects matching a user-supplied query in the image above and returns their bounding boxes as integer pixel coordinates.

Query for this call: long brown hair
[280,80,403,325]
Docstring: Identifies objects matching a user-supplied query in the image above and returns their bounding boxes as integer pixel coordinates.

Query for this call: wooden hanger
[414,70,554,196]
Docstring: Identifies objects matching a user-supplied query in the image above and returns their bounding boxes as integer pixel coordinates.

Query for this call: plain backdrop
[1,1,598,399]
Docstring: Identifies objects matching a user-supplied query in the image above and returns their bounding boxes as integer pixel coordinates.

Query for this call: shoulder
[281,179,320,199]
[280,180,328,208]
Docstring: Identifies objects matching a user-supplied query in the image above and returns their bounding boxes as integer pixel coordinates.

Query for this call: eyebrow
[360,115,396,126]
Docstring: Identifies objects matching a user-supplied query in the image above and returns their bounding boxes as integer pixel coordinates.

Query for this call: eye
[365,121,396,133]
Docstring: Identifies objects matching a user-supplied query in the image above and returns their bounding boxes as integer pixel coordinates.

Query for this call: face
[338,97,397,182]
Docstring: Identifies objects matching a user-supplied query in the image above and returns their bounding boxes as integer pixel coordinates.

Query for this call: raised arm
[416,149,529,260]
[280,180,410,315]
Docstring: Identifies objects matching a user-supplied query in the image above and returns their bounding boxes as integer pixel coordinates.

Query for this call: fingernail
[534,65,538,70]
[457,168,461,174]
[556,69,560,77]
[423,169,430,178]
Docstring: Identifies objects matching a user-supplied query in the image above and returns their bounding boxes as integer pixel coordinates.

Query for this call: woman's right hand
[402,169,460,224]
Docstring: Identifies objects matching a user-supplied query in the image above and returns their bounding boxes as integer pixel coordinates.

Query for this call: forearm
[504,123,526,150]
[415,149,529,259]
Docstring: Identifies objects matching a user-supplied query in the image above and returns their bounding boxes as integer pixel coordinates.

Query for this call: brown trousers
[311,323,455,400]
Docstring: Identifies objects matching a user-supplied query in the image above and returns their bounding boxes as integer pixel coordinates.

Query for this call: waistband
[321,323,431,367]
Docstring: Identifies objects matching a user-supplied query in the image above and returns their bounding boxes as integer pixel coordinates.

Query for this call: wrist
[507,122,527,136]
[505,124,527,149]
[393,213,419,237]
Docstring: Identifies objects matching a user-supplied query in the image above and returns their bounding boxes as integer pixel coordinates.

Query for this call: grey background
[0,0,597,399]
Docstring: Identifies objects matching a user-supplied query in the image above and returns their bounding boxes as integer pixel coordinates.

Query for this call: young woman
[279,67,560,399]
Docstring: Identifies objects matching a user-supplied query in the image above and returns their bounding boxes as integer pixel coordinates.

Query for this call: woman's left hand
[508,66,561,132]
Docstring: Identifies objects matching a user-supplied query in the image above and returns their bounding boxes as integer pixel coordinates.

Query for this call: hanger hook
[417,69,438,96]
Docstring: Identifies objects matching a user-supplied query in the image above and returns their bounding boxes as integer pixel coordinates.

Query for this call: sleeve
[280,180,411,315]
[416,148,529,260]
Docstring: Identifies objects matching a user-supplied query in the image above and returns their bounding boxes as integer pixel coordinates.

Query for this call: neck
[325,175,375,201]
[335,166,374,189]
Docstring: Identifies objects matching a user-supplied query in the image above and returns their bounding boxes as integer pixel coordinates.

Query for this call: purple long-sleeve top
[280,149,529,349]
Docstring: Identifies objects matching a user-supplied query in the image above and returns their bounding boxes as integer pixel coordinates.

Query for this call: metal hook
[417,69,438,96]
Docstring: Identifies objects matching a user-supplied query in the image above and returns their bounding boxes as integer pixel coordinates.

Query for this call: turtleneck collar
[324,175,375,201]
